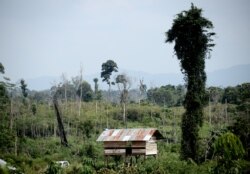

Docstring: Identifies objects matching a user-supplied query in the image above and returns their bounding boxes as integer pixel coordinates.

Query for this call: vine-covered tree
[166,4,215,161]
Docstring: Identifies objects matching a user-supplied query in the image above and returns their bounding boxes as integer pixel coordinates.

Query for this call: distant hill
[27,64,250,91]
[207,64,250,87]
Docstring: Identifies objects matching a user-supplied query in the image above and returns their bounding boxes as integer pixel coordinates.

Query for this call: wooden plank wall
[104,141,145,149]
[146,142,157,155]
[104,149,126,155]
[104,141,127,148]
[103,141,157,156]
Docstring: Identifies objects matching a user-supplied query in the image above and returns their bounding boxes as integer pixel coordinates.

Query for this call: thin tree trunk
[70,98,73,115]
[95,101,98,115]
[53,97,68,147]
[78,67,83,117]
[65,85,67,108]
[106,106,109,128]
[23,114,25,137]
[10,98,13,130]
[209,96,211,126]
[173,112,177,143]
[15,134,17,156]
[54,119,56,137]
[225,98,228,124]
[78,95,82,117]
[123,102,126,128]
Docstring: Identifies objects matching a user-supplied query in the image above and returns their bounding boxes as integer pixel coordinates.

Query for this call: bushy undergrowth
[1,101,249,173]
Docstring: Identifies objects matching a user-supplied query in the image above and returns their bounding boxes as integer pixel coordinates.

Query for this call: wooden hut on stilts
[97,128,164,166]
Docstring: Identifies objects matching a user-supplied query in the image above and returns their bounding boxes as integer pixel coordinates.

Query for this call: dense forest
[1,4,250,174]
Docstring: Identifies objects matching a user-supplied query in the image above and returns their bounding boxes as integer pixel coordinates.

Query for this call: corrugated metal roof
[96,128,163,142]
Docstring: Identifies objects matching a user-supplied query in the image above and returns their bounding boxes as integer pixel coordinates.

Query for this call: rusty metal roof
[96,128,163,142]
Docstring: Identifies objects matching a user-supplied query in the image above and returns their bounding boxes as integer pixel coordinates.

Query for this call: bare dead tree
[61,73,68,110]
[139,79,147,106]
[78,65,83,117]
[116,74,131,127]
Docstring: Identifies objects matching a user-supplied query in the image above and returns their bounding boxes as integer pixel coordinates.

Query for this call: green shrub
[79,120,94,139]
[213,132,245,173]
[228,116,250,160]
[44,161,62,174]
[0,166,9,174]
[97,168,116,174]
[126,108,144,121]
[65,163,83,174]
[83,165,94,174]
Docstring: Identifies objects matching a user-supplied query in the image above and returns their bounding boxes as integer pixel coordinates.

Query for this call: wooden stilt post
[106,156,109,168]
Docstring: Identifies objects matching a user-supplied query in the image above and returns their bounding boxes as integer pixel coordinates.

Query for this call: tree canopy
[0,62,5,74]
[101,60,118,86]
[20,79,28,98]
[77,81,93,102]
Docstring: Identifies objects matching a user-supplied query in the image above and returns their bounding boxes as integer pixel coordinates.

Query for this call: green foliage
[79,120,94,139]
[84,143,98,158]
[1,63,249,174]
[97,168,116,174]
[213,132,245,173]
[0,83,10,115]
[207,87,224,103]
[81,165,94,174]
[20,79,28,98]
[0,62,5,74]
[44,161,62,174]
[1,100,248,173]
[0,166,9,174]
[147,85,185,106]
[101,60,118,86]
[126,107,144,121]
[228,116,250,160]
[77,81,93,102]
[222,87,240,104]
[0,65,14,154]
[238,83,250,102]
[31,104,37,115]
[214,132,245,160]
[50,83,77,102]
[0,125,15,154]
[222,83,250,105]
[166,3,215,161]
[65,163,83,174]
[93,78,102,100]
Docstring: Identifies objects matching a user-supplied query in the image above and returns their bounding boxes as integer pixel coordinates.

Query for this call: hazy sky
[0,0,249,82]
